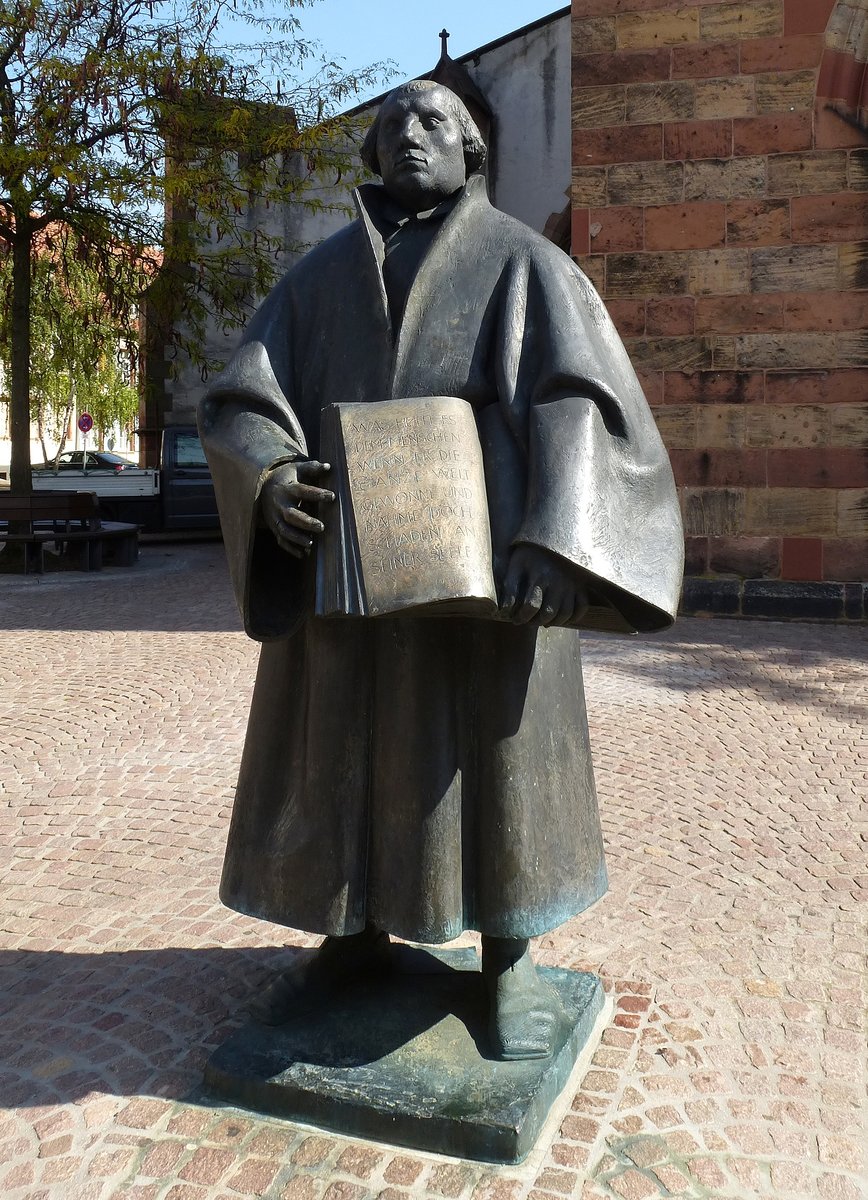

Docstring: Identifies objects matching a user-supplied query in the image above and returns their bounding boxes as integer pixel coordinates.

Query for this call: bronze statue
[199,80,683,1061]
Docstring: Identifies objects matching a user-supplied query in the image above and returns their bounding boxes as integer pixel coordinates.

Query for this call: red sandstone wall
[570,0,867,587]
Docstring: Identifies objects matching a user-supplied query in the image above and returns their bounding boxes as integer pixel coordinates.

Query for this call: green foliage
[0,242,140,449]
[0,0,386,487]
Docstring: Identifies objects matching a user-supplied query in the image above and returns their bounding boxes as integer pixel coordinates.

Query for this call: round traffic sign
[78,413,94,434]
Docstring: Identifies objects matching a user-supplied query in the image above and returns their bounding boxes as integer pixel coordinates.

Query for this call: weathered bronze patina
[199,79,683,1065]
[204,948,606,1164]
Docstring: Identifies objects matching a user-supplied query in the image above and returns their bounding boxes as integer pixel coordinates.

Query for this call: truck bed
[29,469,160,497]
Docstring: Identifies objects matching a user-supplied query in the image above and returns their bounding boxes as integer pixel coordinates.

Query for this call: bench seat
[0,493,139,573]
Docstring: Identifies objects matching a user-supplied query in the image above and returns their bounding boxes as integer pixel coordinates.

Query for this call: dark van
[98,427,220,532]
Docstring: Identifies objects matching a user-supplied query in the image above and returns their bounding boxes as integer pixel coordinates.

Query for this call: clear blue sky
[295,1,565,102]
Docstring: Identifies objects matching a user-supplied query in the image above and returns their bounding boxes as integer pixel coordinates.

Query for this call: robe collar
[353,174,490,326]
[362,187,462,236]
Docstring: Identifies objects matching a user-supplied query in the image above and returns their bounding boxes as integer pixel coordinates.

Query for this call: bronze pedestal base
[204,947,605,1165]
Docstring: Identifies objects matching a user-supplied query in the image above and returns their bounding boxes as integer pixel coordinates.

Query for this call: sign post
[78,413,93,474]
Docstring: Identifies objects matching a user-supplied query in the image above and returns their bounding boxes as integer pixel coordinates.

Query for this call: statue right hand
[260,460,334,558]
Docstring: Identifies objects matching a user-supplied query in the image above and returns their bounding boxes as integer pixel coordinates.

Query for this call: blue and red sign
[77,413,94,434]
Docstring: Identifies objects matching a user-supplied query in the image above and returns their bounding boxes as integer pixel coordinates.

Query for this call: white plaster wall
[467,12,571,232]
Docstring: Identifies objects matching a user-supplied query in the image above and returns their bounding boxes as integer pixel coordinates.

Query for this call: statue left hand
[499,544,589,627]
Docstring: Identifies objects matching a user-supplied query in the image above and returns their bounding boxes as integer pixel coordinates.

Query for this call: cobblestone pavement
[0,543,865,1200]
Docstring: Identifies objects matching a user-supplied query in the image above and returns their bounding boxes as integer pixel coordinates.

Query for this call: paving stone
[817,1134,864,1174]
[561,1115,599,1143]
[644,1107,680,1130]
[817,1173,864,1200]
[178,1147,237,1186]
[623,1137,667,1169]
[429,1165,474,1197]
[610,1117,643,1137]
[0,543,864,1200]
[87,1147,138,1177]
[534,1168,577,1195]
[607,1169,658,1200]
[292,1137,341,1167]
[139,1139,188,1178]
[321,1184,371,1200]
[384,1157,425,1186]
[41,1156,80,1184]
[651,1162,691,1193]
[469,1178,523,1200]
[283,1179,326,1200]
[164,1186,209,1200]
[224,1157,281,1195]
[336,1146,385,1180]
[771,1161,817,1195]
[550,1142,593,1169]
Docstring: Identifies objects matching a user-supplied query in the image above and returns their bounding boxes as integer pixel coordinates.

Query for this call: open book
[315,396,498,618]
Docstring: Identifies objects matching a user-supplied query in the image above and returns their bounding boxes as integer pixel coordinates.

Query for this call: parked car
[46,450,139,473]
[29,427,219,532]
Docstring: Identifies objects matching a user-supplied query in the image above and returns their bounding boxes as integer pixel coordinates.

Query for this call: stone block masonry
[571,0,867,617]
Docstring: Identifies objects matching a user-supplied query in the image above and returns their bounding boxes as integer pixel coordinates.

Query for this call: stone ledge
[681,576,867,621]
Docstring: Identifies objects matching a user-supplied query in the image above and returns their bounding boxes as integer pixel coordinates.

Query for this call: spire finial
[439,28,450,58]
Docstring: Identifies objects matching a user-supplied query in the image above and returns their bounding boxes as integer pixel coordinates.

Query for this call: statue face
[376,85,467,213]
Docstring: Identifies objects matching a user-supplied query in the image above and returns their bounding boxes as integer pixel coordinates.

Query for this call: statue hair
[361,80,488,177]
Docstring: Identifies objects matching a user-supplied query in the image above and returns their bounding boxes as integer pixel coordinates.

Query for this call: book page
[322,397,496,617]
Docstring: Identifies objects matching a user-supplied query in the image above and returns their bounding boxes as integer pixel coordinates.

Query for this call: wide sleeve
[198,276,311,641]
[496,246,684,634]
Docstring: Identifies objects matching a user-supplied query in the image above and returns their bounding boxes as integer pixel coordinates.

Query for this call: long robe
[199,174,683,944]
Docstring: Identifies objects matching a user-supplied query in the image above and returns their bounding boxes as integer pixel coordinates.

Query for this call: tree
[0,238,140,463]
[0,0,383,491]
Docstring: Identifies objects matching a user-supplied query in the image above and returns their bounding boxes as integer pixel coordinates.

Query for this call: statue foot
[251,925,392,1026]
[482,936,563,1061]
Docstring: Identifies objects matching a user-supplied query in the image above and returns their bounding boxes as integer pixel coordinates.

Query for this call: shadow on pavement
[0,946,497,1110]
[1,536,864,714]
[0,946,318,1109]
[583,618,868,724]
[0,543,244,633]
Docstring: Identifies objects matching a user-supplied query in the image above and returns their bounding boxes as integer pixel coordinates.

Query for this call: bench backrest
[0,491,100,525]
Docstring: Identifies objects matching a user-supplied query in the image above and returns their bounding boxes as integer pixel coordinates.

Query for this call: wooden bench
[0,492,139,574]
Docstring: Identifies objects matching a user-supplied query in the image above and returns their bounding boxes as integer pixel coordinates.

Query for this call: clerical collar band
[364,186,463,236]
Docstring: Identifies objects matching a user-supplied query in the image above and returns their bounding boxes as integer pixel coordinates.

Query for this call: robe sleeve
[496,246,684,634]
[198,277,312,641]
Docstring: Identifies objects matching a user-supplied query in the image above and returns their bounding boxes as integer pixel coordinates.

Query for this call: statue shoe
[483,937,564,1061]
[251,927,392,1026]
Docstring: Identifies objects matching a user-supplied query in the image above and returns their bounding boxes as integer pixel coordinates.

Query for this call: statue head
[361,80,487,213]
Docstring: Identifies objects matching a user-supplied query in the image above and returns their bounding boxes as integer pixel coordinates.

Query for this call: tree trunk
[9,225,33,494]
[37,404,48,465]
[49,389,74,473]
[53,384,75,469]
